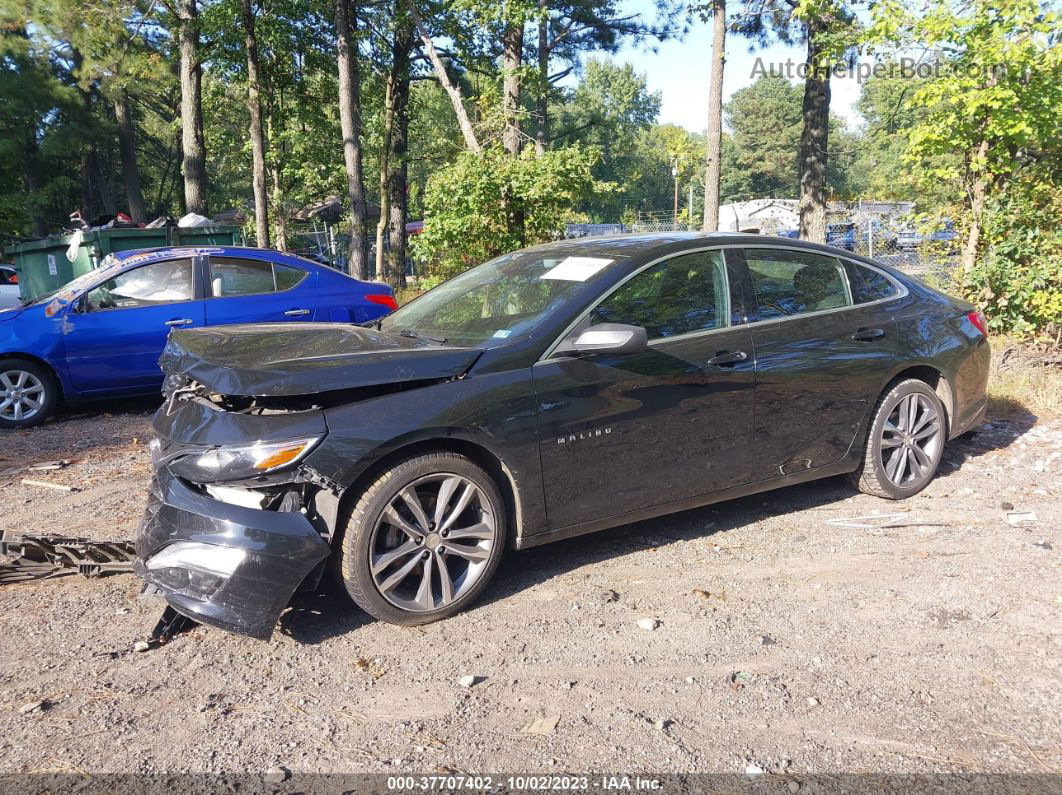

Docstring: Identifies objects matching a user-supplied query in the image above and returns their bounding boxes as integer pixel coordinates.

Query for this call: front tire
[336,451,507,625]
[852,378,946,499]
[0,358,58,429]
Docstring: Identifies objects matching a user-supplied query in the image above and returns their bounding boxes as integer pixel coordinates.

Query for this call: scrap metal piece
[0,532,136,583]
[148,605,197,646]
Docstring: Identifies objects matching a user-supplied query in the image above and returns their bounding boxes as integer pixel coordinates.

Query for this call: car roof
[109,245,378,283]
[110,245,299,262]
[521,231,874,261]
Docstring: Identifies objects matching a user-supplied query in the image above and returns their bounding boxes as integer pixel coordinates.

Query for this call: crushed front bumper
[136,468,330,640]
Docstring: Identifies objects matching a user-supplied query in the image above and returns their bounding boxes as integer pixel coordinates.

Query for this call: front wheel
[851,378,946,499]
[0,358,58,429]
[336,452,507,625]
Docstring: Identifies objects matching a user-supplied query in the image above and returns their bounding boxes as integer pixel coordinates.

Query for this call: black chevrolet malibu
[137,233,990,638]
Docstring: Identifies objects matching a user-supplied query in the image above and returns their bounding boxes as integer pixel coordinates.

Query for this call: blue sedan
[0,246,397,428]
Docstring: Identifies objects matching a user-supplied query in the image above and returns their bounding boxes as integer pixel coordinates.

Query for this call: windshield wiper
[399,328,447,345]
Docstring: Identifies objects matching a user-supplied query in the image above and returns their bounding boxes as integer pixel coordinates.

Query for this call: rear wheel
[336,452,507,625]
[0,358,58,429]
[852,378,946,499]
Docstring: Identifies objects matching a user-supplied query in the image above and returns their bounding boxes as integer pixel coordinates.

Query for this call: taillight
[967,310,988,336]
[365,293,398,311]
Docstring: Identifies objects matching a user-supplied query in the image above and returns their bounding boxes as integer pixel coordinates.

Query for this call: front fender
[0,305,74,398]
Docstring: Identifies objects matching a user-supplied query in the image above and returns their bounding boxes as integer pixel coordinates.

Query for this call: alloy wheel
[368,473,497,612]
[879,392,942,488]
[0,369,46,422]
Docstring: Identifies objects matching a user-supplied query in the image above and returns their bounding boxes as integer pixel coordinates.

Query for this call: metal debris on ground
[145,605,197,649]
[0,532,135,583]
[824,513,909,529]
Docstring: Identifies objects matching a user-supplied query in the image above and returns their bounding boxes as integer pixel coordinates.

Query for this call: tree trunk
[535,0,548,156]
[178,0,209,216]
[702,0,725,232]
[335,0,369,278]
[405,0,481,153]
[271,161,287,250]
[376,73,394,280]
[241,0,270,247]
[797,23,830,243]
[501,20,524,156]
[114,91,147,223]
[24,130,46,237]
[960,137,991,281]
[385,20,412,291]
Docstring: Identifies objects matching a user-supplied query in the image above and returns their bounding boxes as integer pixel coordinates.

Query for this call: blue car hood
[0,306,24,322]
[159,323,482,397]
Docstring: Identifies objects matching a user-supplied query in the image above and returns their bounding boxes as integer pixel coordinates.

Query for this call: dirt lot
[0,398,1059,783]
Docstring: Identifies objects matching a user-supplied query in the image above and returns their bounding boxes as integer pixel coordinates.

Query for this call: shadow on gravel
[267,414,1039,641]
[48,395,162,425]
[279,578,372,643]
[483,474,858,609]
[936,411,1037,480]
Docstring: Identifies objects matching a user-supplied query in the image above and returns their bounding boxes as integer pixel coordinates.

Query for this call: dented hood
[159,323,481,397]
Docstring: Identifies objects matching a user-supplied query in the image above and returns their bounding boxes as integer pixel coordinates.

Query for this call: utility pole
[671,160,679,222]
[688,183,694,230]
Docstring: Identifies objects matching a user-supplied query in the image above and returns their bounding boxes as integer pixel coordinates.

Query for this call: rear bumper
[136,468,330,640]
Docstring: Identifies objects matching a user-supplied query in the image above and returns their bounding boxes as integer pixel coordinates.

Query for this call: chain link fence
[590,209,961,292]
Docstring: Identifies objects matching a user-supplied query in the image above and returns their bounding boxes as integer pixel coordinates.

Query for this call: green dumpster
[7,225,246,301]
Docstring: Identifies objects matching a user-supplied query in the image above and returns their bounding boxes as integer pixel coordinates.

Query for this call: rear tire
[335,451,507,625]
[851,378,946,499]
[0,358,58,429]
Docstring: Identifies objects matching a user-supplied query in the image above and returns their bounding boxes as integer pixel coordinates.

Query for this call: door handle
[284,308,311,317]
[164,318,193,327]
[852,327,886,341]
[707,350,748,367]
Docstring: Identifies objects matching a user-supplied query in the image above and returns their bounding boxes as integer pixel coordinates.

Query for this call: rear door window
[744,248,851,320]
[208,257,308,298]
[208,258,275,297]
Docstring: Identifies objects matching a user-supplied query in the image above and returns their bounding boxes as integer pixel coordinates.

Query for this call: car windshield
[381,249,626,347]
[28,255,126,306]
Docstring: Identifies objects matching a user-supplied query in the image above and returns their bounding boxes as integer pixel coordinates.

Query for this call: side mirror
[571,323,648,355]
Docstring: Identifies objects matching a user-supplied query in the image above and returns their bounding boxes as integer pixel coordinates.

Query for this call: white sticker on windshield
[492,329,511,338]
[541,256,613,282]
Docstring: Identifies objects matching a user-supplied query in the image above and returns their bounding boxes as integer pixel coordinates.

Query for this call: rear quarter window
[846,262,900,304]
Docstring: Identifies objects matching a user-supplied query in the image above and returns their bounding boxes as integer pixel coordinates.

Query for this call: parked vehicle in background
[827,221,898,252]
[0,266,20,310]
[897,219,958,250]
[0,246,397,428]
[137,232,990,639]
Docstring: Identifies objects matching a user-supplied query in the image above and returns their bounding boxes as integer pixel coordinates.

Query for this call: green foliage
[412,145,604,278]
[867,0,1062,335]
[963,174,1062,339]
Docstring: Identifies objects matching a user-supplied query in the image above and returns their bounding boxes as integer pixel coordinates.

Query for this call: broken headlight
[168,437,321,484]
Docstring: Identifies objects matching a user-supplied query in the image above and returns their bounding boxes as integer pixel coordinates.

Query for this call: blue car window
[745,249,851,319]
[274,263,307,291]
[86,258,194,311]
[590,251,729,340]
[210,257,275,297]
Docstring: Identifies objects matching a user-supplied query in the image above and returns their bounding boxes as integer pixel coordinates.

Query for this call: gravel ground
[0,399,1059,782]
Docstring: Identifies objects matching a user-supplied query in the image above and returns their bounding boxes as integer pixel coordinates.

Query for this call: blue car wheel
[0,358,59,429]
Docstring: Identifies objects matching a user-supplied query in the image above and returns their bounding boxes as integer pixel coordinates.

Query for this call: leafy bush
[411,145,607,279]
[964,175,1062,339]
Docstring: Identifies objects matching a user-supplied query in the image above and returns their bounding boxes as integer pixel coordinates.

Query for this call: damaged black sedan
[137,233,990,638]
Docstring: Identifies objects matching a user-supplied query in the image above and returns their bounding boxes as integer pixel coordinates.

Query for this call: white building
[717,199,799,234]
